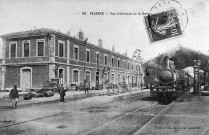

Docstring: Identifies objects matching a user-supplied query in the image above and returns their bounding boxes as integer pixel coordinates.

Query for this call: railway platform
[134,92,209,135]
[0,88,149,109]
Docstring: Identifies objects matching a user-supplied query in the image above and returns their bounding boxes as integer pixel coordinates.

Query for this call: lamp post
[140,73,143,90]
[106,66,110,95]
[84,66,86,91]
[107,67,110,83]
[193,59,201,96]
[204,61,209,91]
[95,58,100,90]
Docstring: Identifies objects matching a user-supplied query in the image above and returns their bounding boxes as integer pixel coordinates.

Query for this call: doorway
[21,68,32,91]
[58,68,64,85]
[96,71,99,88]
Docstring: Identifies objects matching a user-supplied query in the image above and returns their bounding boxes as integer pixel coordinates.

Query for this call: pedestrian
[140,83,143,90]
[9,85,19,109]
[84,79,89,94]
[58,84,66,102]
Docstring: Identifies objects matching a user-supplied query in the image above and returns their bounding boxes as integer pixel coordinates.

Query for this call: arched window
[118,74,120,83]
[73,70,79,85]
[111,73,115,83]
[85,71,90,82]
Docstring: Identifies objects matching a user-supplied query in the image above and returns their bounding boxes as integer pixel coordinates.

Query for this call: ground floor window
[111,74,114,83]
[73,70,79,85]
[118,74,120,83]
[85,71,90,82]
[104,73,108,81]
[123,75,125,82]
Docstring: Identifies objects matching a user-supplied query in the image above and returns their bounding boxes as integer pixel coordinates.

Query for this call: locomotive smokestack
[164,56,170,69]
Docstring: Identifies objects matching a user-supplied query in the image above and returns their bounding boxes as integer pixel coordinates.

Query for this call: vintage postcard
[0,0,208,135]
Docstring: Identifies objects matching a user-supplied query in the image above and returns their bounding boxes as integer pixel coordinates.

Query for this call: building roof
[143,45,209,70]
[1,28,137,61]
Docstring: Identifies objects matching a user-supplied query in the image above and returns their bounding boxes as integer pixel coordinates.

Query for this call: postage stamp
[145,0,188,43]
[145,8,182,43]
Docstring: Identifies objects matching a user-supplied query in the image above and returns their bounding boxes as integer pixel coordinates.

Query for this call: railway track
[133,101,174,135]
[84,100,174,135]
[84,102,158,135]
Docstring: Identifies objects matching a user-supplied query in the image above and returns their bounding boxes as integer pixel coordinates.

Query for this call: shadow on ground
[140,96,157,102]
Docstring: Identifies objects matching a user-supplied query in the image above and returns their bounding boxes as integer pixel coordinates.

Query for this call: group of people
[8,82,90,108]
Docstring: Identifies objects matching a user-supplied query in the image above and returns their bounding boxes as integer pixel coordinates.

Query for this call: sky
[0,0,209,61]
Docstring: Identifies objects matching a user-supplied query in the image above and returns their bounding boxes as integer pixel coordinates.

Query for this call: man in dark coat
[58,84,66,102]
[84,79,89,94]
[9,85,19,109]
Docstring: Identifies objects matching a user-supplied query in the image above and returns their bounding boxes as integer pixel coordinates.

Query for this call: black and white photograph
[0,0,209,134]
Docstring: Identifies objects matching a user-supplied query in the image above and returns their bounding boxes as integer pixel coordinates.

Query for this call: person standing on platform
[9,85,19,109]
[140,82,143,90]
[58,84,66,102]
[84,79,89,94]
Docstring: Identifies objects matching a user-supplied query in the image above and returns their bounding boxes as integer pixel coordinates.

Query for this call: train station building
[0,28,143,91]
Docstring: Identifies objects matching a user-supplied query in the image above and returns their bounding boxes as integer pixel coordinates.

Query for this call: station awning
[143,45,209,70]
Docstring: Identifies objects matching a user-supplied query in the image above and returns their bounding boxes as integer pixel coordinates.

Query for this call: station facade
[1,28,142,91]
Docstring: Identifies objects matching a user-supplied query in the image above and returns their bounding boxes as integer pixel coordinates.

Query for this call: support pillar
[67,66,70,86]
[1,39,6,90]
[49,64,56,80]
[193,66,200,94]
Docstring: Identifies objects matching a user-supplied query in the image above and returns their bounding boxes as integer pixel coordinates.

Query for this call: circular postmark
[150,0,188,32]
[144,0,188,43]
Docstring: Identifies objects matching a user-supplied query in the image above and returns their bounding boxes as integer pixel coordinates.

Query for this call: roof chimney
[67,29,71,36]
[79,30,84,40]
[98,39,103,48]
[112,45,115,52]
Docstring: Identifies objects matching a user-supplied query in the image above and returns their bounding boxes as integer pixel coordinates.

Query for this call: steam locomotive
[144,56,194,104]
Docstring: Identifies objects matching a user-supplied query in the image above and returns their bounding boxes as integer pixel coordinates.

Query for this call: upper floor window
[111,57,114,67]
[118,59,120,68]
[9,41,17,58]
[36,39,45,56]
[36,39,45,57]
[104,55,107,65]
[23,40,30,57]
[86,49,90,62]
[74,45,79,60]
[58,40,65,58]
[132,64,134,70]
[96,52,100,64]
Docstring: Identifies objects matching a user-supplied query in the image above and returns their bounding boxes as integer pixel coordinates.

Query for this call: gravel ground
[0,91,154,135]
[135,93,209,135]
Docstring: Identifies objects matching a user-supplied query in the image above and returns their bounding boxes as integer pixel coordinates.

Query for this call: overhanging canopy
[143,45,209,70]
